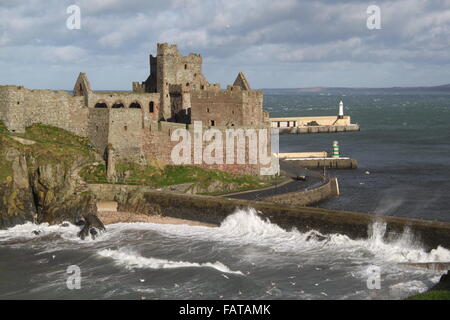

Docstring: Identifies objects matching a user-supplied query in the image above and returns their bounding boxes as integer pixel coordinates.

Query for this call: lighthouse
[338,101,344,119]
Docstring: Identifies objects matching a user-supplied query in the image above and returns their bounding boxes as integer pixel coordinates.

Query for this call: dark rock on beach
[77,214,106,240]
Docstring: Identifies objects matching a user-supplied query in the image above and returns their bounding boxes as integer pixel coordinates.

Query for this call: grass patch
[0,122,97,168]
[0,121,7,133]
[19,124,96,165]
[0,121,276,193]
[81,161,274,193]
[407,290,450,300]
[20,123,93,154]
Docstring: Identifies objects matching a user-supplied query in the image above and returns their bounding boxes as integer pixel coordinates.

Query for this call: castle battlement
[0,43,270,176]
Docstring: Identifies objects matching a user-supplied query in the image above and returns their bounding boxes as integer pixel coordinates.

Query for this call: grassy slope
[407,290,450,300]
[0,122,97,183]
[81,161,275,192]
[407,273,450,300]
[0,121,275,193]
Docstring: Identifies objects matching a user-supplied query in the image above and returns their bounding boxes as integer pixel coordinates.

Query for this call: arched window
[95,102,108,108]
[149,102,155,113]
[112,102,124,109]
[130,102,142,109]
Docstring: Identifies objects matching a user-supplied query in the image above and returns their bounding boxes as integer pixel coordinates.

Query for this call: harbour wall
[260,178,340,206]
[282,158,358,169]
[89,184,450,251]
[270,116,351,127]
[279,124,360,134]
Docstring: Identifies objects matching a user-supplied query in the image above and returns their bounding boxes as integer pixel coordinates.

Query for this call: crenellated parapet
[0,43,271,176]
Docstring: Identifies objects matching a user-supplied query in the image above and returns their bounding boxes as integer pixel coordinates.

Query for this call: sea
[0,92,449,300]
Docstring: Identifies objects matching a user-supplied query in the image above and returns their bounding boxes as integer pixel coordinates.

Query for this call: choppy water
[269,94,450,222]
[1,93,449,300]
[0,209,449,300]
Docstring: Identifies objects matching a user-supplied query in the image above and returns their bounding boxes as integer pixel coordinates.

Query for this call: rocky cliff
[0,123,98,229]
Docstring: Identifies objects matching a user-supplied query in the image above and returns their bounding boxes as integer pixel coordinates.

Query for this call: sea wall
[89,185,450,251]
[270,116,351,127]
[283,158,358,169]
[260,178,339,206]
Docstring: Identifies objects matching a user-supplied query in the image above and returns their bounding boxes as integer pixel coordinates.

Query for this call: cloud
[0,0,449,89]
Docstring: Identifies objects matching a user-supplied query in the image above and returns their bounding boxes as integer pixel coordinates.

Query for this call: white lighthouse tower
[338,101,344,119]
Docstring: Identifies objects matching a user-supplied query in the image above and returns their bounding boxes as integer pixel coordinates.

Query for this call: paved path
[225,160,325,201]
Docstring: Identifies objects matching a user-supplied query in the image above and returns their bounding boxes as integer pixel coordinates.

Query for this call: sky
[0,0,450,90]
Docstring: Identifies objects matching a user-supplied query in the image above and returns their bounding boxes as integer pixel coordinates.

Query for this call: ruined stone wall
[190,88,265,127]
[242,90,265,126]
[0,88,6,122]
[108,109,146,163]
[0,86,15,129]
[141,121,272,175]
[190,89,243,127]
[87,109,110,158]
[0,86,87,135]
[0,86,27,132]
[89,92,160,124]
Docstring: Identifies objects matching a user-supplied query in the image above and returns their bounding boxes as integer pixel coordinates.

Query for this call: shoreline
[97,211,218,228]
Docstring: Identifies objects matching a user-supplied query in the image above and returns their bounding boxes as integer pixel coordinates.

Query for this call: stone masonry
[0,43,273,176]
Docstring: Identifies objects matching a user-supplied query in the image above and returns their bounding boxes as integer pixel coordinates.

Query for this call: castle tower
[154,43,204,121]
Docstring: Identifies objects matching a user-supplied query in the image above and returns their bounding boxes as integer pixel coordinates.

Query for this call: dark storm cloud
[0,0,449,89]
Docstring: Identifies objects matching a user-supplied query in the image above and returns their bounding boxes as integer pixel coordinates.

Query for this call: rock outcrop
[77,214,106,240]
[0,149,35,229]
[0,128,98,229]
[30,161,97,225]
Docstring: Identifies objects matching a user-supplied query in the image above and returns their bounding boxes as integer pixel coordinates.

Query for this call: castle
[0,43,274,177]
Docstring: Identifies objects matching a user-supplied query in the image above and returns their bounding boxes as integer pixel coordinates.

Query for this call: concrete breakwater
[278,153,358,169]
[89,185,450,252]
[279,124,360,134]
[270,116,360,134]
[283,158,358,169]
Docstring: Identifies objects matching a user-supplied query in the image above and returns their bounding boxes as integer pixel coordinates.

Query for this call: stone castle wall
[190,87,265,127]
[0,86,88,136]
[0,43,272,176]
[141,122,272,175]
[87,108,110,158]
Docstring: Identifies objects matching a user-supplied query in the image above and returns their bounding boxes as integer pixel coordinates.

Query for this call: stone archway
[129,101,142,109]
[112,101,125,109]
[94,101,108,108]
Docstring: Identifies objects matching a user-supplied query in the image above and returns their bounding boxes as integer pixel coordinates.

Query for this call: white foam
[3,208,450,265]
[0,222,79,241]
[0,221,111,246]
[106,208,450,264]
[97,249,243,275]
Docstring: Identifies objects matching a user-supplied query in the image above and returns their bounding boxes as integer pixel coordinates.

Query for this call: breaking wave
[106,208,450,264]
[97,249,243,275]
[215,208,450,263]
[2,208,450,264]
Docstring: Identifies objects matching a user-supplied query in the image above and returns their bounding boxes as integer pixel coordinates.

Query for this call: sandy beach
[97,211,218,228]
